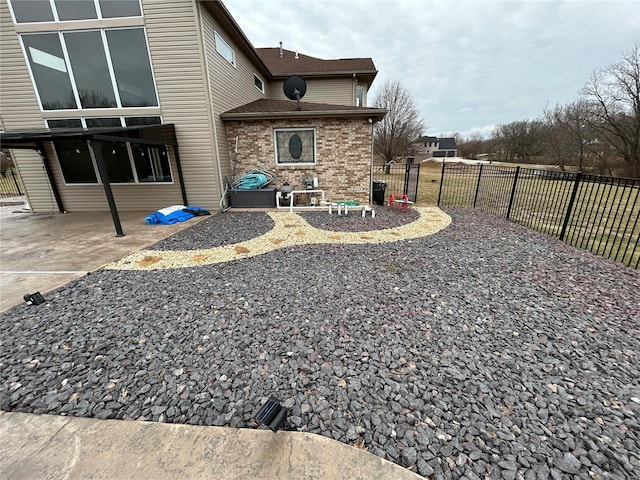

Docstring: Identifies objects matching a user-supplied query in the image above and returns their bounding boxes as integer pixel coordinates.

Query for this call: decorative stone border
[105,207,452,270]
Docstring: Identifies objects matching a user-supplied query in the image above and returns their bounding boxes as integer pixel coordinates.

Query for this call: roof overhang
[0,124,178,150]
[221,109,387,122]
[270,71,378,86]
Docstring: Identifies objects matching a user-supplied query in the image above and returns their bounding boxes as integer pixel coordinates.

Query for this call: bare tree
[542,100,594,171]
[494,120,544,163]
[373,81,424,169]
[581,44,640,177]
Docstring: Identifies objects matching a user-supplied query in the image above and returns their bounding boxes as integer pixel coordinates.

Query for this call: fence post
[506,166,520,220]
[11,170,23,196]
[473,164,484,208]
[437,161,445,206]
[559,172,582,241]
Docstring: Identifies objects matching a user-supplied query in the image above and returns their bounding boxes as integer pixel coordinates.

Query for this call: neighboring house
[0,0,385,216]
[412,136,458,159]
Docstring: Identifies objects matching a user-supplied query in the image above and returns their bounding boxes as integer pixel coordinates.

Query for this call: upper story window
[8,0,142,23]
[21,27,158,111]
[356,85,365,107]
[254,74,264,93]
[214,31,235,67]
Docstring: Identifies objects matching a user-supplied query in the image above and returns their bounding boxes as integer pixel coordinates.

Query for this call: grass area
[405,161,640,269]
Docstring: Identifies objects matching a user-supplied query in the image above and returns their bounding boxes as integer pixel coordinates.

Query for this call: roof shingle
[256,48,377,78]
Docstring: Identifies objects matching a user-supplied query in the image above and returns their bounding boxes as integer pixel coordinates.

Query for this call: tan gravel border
[105,206,451,271]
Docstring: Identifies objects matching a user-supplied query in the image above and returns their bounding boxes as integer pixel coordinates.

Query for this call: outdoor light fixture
[23,291,45,305]
[255,396,288,432]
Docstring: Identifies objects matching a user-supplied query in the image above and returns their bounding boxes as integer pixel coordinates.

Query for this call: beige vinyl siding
[1,0,222,212]
[141,0,219,210]
[0,1,56,213]
[269,78,355,106]
[200,8,267,183]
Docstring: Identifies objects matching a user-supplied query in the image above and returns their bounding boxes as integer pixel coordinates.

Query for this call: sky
[225,0,639,139]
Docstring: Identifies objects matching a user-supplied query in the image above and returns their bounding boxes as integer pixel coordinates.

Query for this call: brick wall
[224,117,373,204]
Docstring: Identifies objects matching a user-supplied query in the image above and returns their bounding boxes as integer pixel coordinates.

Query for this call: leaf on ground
[389,232,401,236]
[337,378,347,388]
[329,234,341,240]
[353,438,367,451]
[284,224,299,228]
[139,255,162,267]
[271,238,283,244]
[192,254,208,262]
[235,246,250,254]
[360,235,373,240]
[295,231,305,236]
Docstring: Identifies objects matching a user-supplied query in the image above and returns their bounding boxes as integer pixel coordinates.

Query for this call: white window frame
[7,0,143,24]
[214,30,235,67]
[254,74,264,93]
[19,26,159,113]
[45,116,173,186]
[274,128,317,166]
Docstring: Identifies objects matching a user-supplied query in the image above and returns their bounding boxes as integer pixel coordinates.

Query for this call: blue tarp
[145,205,208,225]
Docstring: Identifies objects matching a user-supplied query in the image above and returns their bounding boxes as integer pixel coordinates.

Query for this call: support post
[473,164,484,208]
[437,160,446,207]
[559,172,582,241]
[172,144,188,206]
[506,166,520,220]
[89,139,125,237]
[37,142,64,213]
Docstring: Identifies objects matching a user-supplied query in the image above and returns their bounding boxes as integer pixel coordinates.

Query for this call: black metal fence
[0,169,24,197]
[372,162,420,205]
[438,163,640,269]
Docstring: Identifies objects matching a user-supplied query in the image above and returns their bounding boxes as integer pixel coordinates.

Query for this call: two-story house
[0,0,386,219]
[412,136,458,159]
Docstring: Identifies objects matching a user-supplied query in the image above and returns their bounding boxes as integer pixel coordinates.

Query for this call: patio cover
[0,124,186,237]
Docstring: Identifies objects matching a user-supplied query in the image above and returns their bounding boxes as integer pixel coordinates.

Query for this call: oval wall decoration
[289,134,303,159]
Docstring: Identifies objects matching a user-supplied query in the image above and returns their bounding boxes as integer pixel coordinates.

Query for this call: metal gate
[372,162,420,205]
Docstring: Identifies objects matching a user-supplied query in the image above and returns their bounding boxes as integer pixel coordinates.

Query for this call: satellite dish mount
[283,75,307,111]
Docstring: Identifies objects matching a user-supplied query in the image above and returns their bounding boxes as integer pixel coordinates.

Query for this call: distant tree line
[455,44,640,178]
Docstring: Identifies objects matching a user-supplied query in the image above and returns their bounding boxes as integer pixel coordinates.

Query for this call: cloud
[225,0,639,136]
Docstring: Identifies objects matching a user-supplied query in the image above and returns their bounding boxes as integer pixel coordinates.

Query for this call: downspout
[369,118,374,204]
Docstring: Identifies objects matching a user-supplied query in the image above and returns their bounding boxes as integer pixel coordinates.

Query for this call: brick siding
[224,117,373,204]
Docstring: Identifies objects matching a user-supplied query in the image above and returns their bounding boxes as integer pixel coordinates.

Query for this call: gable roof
[220,99,386,121]
[256,48,378,84]
[414,135,438,143]
[438,137,458,149]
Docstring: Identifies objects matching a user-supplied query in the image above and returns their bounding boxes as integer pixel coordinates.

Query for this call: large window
[9,0,141,23]
[214,31,235,67]
[274,129,316,165]
[46,117,171,184]
[21,28,157,111]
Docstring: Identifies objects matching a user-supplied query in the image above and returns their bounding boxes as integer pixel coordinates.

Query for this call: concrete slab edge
[0,412,425,480]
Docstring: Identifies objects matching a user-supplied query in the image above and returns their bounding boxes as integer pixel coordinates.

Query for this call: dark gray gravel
[2,209,639,479]
[301,207,420,232]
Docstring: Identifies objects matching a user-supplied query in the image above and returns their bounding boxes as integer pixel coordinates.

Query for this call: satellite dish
[283,75,306,111]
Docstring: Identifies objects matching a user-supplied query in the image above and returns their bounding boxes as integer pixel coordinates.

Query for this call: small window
[85,117,122,128]
[214,31,235,66]
[254,74,264,93]
[356,85,365,107]
[55,0,97,21]
[274,128,316,165]
[99,0,141,18]
[8,0,54,23]
[124,116,162,126]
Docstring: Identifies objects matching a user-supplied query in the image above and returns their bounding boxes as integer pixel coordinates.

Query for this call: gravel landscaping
[1,209,639,479]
